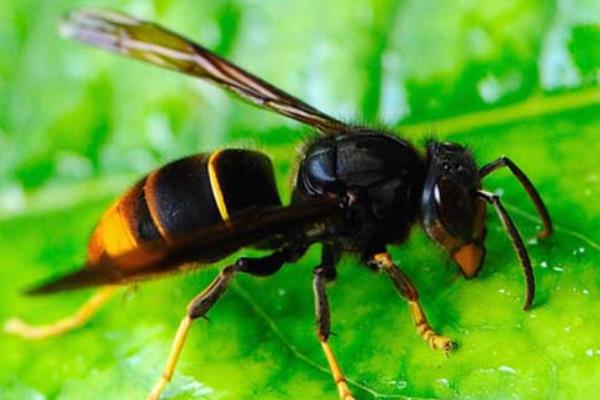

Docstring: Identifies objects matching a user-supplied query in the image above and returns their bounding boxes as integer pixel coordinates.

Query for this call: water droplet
[388,380,408,390]
[498,365,517,374]
[553,266,564,272]
[540,261,548,268]
[582,289,590,295]
[585,348,600,357]
[436,377,450,387]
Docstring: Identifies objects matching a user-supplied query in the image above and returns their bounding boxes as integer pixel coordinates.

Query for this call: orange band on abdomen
[88,199,139,261]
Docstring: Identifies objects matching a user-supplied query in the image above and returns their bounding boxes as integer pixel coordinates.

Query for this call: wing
[61,8,346,135]
[26,196,341,295]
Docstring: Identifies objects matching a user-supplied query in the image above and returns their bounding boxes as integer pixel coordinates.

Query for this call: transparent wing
[61,8,346,135]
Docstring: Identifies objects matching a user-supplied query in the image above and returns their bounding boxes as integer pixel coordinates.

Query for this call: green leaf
[1,1,599,399]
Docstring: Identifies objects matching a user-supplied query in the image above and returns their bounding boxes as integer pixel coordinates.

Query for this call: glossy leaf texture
[1,0,599,399]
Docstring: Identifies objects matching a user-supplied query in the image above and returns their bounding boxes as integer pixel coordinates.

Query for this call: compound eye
[433,178,487,278]
[433,179,475,240]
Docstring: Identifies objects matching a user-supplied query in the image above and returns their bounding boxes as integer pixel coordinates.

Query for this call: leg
[479,156,552,239]
[148,249,293,400]
[370,252,455,352]
[313,245,355,400]
[4,285,117,339]
[477,190,535,310]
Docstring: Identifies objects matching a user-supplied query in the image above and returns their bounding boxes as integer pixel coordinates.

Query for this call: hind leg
[148,249,294,400]
[4,285,117,339]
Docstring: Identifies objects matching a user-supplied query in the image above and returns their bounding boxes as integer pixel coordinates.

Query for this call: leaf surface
[1,1,599,399]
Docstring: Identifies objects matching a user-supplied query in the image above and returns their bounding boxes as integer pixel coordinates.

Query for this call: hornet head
[421,141,487,278]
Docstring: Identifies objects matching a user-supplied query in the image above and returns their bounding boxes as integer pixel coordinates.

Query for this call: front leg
[369,252,456,353]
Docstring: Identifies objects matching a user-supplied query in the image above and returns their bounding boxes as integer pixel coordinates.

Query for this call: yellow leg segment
[147,262,240,399]
[3,286,116,339]
[320,341,355,400]
[373,253,455,353]
[147,315,192,400]
[408,300,455,352]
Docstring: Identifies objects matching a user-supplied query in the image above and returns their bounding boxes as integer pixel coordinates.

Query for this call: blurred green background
[1,0,600,399]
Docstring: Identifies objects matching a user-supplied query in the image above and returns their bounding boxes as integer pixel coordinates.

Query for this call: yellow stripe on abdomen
[207,150,230,221]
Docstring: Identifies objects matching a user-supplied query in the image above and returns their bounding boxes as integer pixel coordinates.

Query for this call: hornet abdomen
[88,149,282,263]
